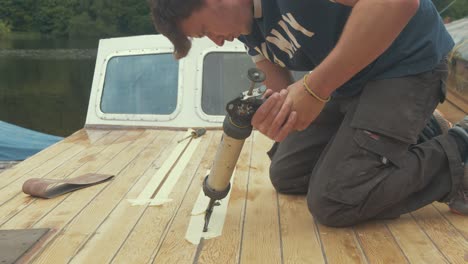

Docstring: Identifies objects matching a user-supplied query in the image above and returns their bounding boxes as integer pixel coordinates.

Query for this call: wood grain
[411,205,468,264]
[354,221,408,264]
[239,132,282,264]
[197,135,253,264]
[279,194,326,264]
[386,214,448,263]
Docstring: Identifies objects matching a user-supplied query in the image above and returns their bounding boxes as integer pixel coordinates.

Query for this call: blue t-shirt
[238,0,454,97]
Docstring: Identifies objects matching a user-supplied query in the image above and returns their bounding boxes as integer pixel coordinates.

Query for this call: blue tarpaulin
[0,121,63,161]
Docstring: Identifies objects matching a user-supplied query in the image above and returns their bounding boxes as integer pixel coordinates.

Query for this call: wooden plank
[31,129,166,264]
[411,205,468,264]
[437,102,466,124]
[0,130,108,206]
[154,133,251,263]
[111,131,217,264]
[0,129,98,188]
[446,89,468,114]
[0,130,134,230]
[240,132,282,264]
[278,195,325,264]
[354,221,408,263]
[0,130,120,227]
[197,136,253,264]
[142,132,218,264]
[317,224,367,263]
[432,202,468,239]
[386,214,449,263]
[67,131,176,264]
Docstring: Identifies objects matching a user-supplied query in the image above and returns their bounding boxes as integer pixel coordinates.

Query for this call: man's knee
[269,163,308,194]
[307,190,361,227]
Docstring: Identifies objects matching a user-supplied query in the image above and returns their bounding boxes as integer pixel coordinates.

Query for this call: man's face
[179,0,253,46]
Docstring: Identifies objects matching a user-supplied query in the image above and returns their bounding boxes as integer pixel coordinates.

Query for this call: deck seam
[237,133,254,264]
[313,218,328,264]
[107,132,179,264]
[25,131,143,263]
[67,131,163,263]
[148,132,215,264]
[384,222,410,263]
[192,238,206,264]
[433,203,468,240]
[446,98,467,114]
[0,130,83,190]
[26,131,130,228]
[409,211,450,263]
[352,226,370,264]
[109,205,147,264]
[0,130,100,204]
[275,192,284,264]
[0,132,106,219]
[0,131,120,228]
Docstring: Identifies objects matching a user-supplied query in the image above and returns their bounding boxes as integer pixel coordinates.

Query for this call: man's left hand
[286,79,327,131]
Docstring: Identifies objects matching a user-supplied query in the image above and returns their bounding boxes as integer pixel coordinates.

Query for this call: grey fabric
[269,60,464,226]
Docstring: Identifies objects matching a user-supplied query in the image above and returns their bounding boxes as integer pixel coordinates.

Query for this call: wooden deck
[0,120,467,263]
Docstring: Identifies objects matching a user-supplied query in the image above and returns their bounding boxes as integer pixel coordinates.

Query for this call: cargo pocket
[325,129,407,206]
[350,70,443,144]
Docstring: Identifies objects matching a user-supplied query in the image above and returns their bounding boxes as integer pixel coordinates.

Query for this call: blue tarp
[0,121,63,161]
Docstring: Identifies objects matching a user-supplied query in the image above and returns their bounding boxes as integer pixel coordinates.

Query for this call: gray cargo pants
[268,61,465,227]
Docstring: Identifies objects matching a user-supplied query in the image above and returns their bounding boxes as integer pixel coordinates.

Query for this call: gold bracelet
[302,73,330,103]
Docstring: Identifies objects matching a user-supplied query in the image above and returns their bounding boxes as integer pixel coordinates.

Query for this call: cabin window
[201,52,307,116]
[101,54,178,115]
[201,52,255,115]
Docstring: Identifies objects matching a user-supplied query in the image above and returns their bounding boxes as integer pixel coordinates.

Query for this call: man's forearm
[307,0,420,98]
[256,59,294,93]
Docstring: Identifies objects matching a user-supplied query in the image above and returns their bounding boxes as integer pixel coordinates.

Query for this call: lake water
[0,36,98,137]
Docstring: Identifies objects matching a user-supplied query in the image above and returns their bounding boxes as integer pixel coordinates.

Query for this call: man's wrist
[303,73,331,103]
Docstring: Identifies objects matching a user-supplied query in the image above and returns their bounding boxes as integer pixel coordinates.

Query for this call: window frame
[95,48,183,122]
[194,47,252,123]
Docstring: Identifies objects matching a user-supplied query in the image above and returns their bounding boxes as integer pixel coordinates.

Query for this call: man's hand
[251,89,297,142]
[252,79,327,142]
[287,80,326,131]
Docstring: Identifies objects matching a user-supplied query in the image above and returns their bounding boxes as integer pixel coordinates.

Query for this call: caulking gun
[202,68,265,232]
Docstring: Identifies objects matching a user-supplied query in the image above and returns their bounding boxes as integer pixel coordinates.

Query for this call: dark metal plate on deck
[0,228,49,264]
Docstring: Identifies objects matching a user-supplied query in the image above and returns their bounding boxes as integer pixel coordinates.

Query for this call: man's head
[151,0,253,59]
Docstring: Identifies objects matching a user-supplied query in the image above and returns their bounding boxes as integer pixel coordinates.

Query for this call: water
[0,35,98,137]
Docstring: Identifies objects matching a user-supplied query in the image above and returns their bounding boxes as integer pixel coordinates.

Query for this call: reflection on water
[0,37,97,137]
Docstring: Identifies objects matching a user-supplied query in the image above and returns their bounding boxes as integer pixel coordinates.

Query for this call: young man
[151,0,468,226]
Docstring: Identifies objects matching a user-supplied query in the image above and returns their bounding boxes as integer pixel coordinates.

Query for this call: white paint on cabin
[85,35,250,129]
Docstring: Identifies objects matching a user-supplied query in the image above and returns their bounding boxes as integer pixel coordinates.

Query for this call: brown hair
[150,0,204,59]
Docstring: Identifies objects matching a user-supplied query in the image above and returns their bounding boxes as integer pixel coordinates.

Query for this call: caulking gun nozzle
[203,198,216,232]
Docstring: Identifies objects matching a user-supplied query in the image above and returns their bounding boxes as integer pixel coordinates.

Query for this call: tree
[0,20,11,37]
[0,0,37,31]
[434,0,468,20]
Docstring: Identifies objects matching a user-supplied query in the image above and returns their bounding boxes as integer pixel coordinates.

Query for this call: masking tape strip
[185,169,235,245]
[150,136,201,206]
[129,130,193,206]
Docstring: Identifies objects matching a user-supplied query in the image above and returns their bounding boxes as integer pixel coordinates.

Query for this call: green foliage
[0,0,155,38]
[1,0,465,38]
[0,20,11,37]
[433,0,468,20]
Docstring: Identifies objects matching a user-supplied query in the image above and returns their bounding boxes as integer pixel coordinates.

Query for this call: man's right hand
[251,89,297,142]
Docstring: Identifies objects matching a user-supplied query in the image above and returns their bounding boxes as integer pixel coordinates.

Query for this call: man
[151,0,468,226]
